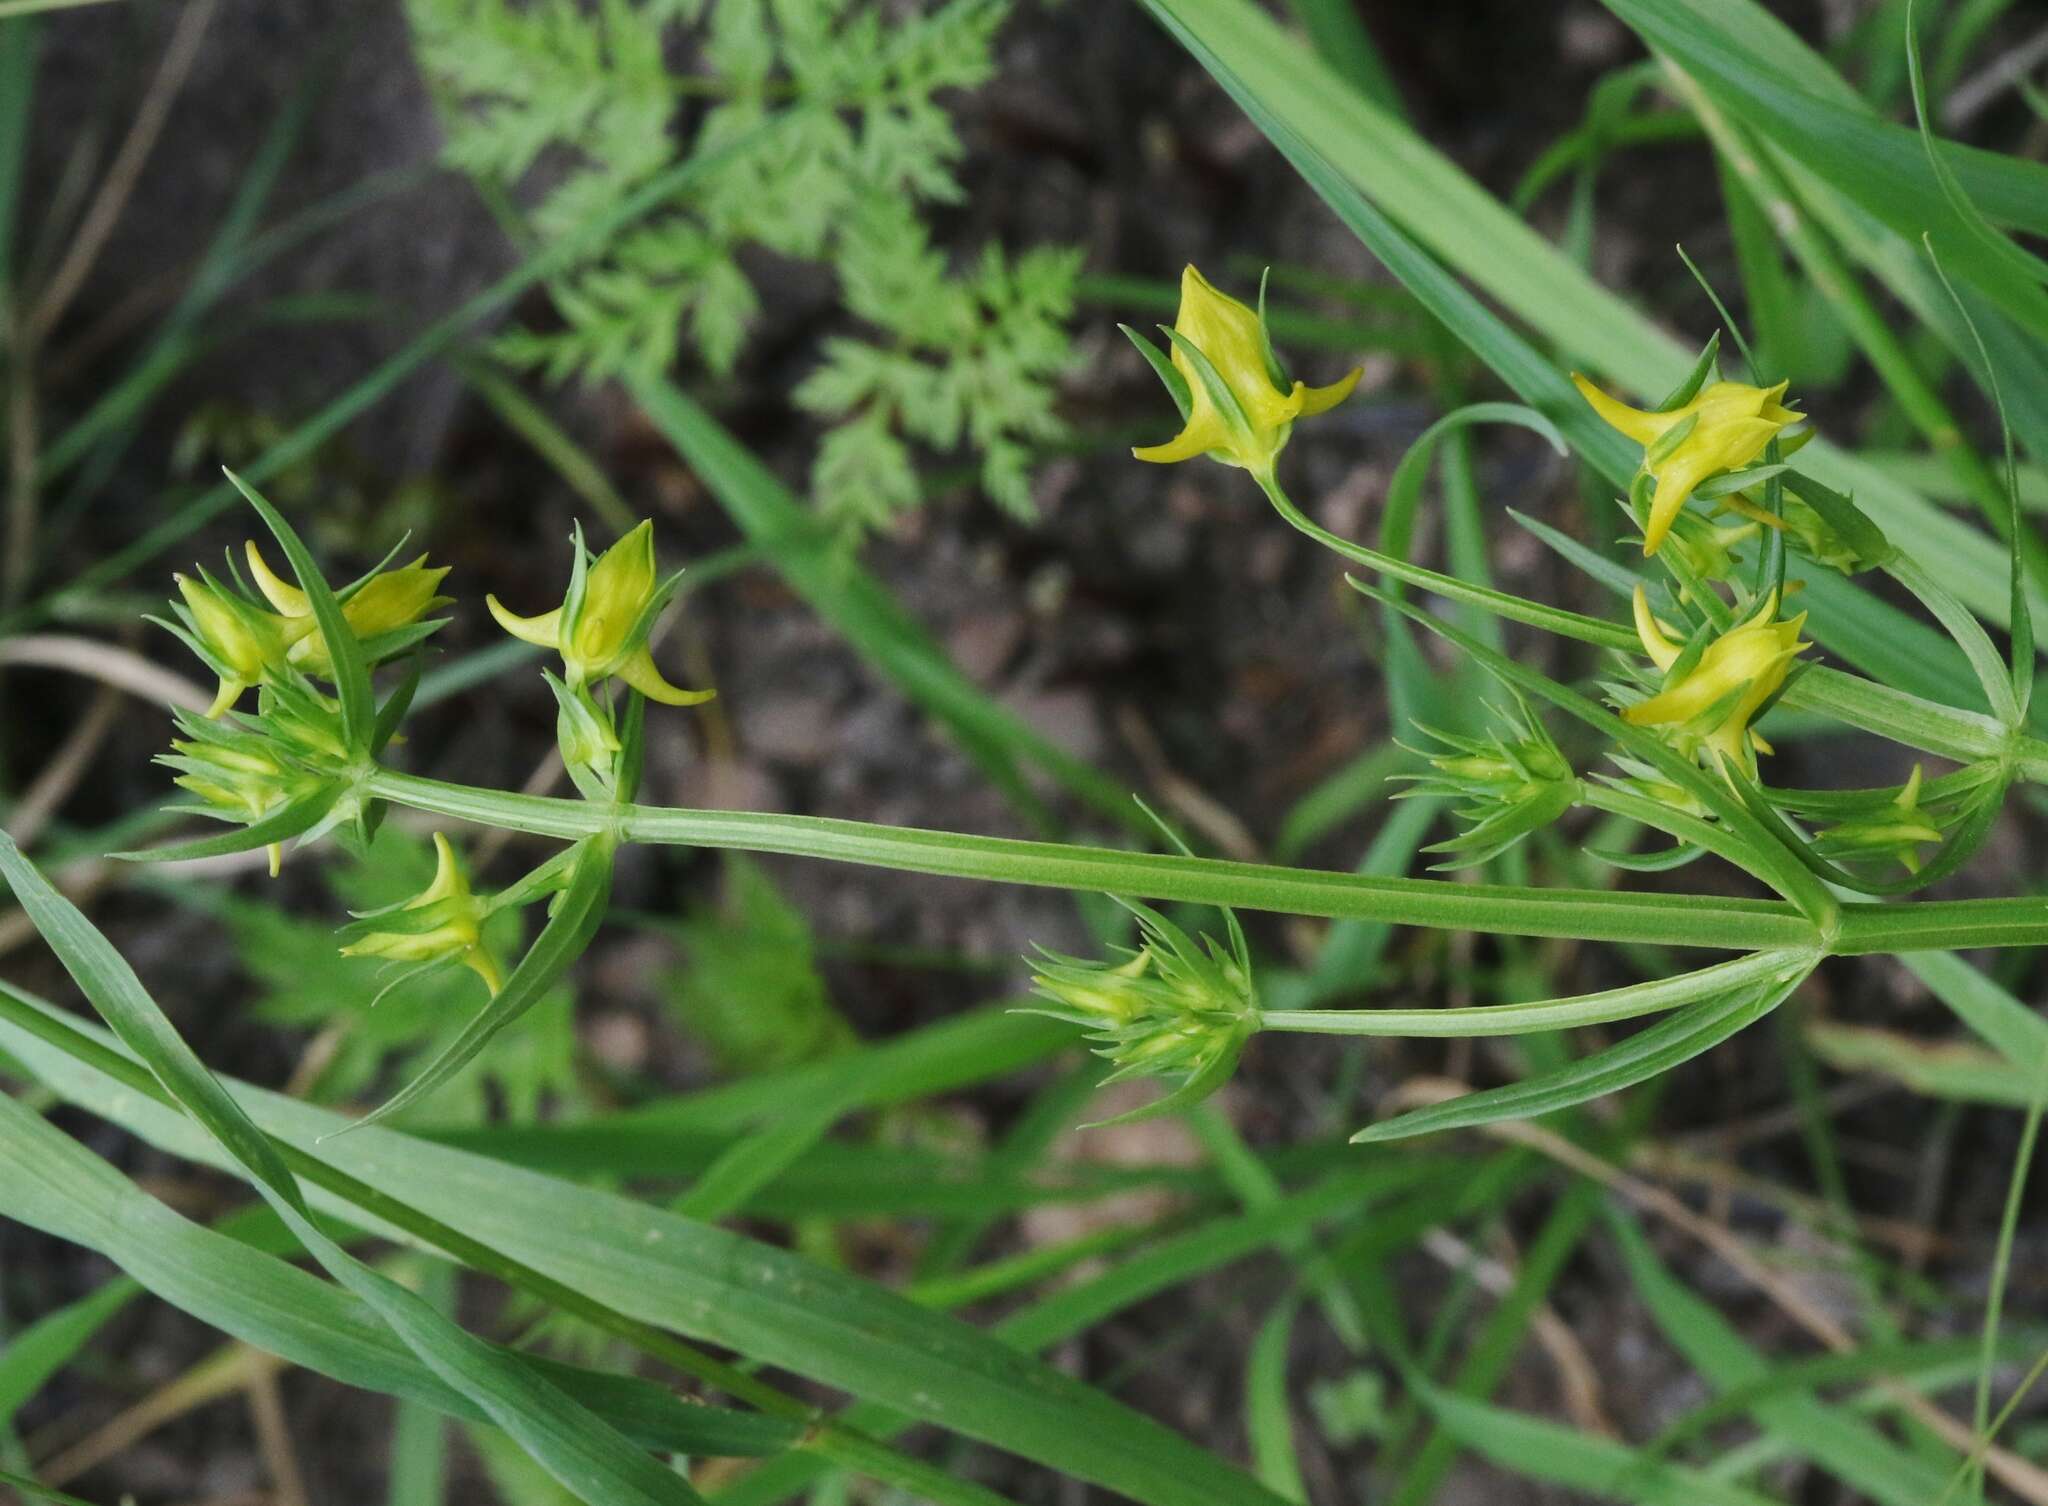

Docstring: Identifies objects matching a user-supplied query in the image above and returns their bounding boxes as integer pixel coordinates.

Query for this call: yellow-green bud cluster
[1811,765,1946,877]
[1397,692,1576,868]
[157,703,340,876]
[161,542,451,720]
[1026,902,1256,1120]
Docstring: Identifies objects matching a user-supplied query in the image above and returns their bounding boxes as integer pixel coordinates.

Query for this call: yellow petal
[1631,585,1681,672]
[421,831,469,906]
[204,675,247,719]
[245,543,310,616]
[1571,373,1668,447]
[486,595,563,650]
[1642,456,1713,555]
[1132,412,1229,465]
[615,646,715,706]
[462,945,503,996]
[1297,367,1362,418]
[577,521,659,664]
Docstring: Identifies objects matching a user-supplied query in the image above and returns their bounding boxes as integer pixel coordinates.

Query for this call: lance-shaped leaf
[1352,966,1809,1143]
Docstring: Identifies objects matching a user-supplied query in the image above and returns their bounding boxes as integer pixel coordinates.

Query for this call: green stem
[363,768,1815,951]
[1259,464,2033,773]
[1257,470,1633,649]
[1831,899,2048,953]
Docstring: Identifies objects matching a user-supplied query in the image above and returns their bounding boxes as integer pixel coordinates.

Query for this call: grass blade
[0,977,1295,1506]
[0,834,710,1506]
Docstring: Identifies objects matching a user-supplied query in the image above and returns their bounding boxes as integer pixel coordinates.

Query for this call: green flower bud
[1397,690,1576,866]
[173,570,293,717]
[1812,765,1945,876]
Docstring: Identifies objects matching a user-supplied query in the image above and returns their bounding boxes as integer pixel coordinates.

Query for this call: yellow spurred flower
[1625,586,1808,773]
[339,832,502,994]
[486,520,713,706]
[175,571,293,717]
[245,543,451,674]
[1132,265,1360,476]
[1573,374,1801,556]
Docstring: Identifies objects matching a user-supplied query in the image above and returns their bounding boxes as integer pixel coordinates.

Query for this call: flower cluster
[1026,902,1257,1123]
[168,545,450,718]
[488,521,710,707]
[1126,265,1360,477]
[488,520,713,797]
[1623,586,1808,777]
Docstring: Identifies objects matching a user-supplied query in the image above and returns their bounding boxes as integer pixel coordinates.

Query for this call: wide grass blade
[0,978,1296,1506]
[0,835,710,1506]
[0,1081,797,1458]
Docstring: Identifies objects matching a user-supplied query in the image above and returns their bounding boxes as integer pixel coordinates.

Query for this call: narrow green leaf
[1352,971,1807,1142]
[115,784,344,865]
[1418,1384,1787,1506]
[1609,1211,1952,1505]
[0,1276,137,1427]
[1245,1299,1307,1504]
[223,469,372,750]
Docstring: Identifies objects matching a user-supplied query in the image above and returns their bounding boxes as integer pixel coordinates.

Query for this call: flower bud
[338,832,502,993]
[173,570,293,717]
[1812,765,1945,875]
[246,543,451,674]
[158,720,327,875]
[1399,694,1577,866]
[487,520,714,707]
[1129,265,1360,476]
[1573,372,1801,556]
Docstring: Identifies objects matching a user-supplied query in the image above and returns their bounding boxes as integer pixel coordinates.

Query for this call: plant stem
[365,768,1816,951]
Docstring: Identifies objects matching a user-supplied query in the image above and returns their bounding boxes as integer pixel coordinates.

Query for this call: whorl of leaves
[409,0,1079,529]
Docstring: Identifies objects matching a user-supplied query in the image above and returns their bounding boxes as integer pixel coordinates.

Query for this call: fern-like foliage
[409,0,1079,529]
